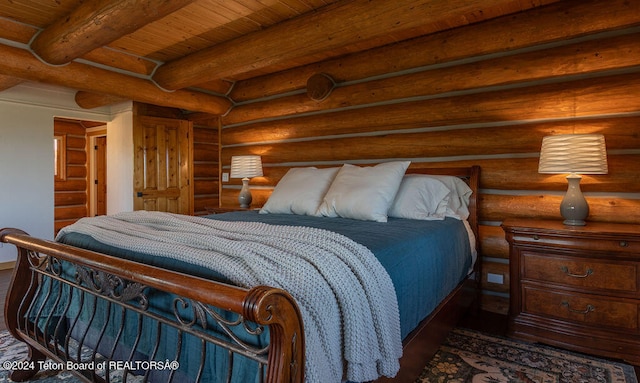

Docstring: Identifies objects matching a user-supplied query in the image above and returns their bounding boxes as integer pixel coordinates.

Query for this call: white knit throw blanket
[56,211,402,383]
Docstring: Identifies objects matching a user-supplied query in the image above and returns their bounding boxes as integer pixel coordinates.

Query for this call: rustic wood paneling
[229,0,640,101]
[54,119,88,234]
[191,117,220,215]
[219,0,640,314]
[225,32,640,125]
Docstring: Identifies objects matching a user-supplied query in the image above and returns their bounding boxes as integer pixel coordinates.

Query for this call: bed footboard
[1,228,305,383]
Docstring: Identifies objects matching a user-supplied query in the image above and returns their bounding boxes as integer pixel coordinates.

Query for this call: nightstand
[502,218,640,366]
[204,206,251,214]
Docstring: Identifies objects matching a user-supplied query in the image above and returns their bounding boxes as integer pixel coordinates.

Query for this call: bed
[1,164,480,383]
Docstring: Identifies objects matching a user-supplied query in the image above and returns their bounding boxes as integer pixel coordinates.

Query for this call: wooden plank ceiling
[0,0,559,114]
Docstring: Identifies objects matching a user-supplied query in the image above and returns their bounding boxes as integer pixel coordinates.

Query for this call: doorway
[53,118,107,234]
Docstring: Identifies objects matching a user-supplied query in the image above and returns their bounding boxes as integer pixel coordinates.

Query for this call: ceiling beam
[152,0,540,90]
[0,43,232,114]
[31,0,196,65]
[75,91,128,109]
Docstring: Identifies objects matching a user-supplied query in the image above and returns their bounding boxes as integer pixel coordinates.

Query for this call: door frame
[87,127,107,217]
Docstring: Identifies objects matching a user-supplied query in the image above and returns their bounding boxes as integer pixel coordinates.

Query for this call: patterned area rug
[416,328,638,383]
[1,328,637,383]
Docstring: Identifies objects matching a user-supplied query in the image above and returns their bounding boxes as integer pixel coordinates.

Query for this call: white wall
[106,102,134,214]
[0,83,132,263]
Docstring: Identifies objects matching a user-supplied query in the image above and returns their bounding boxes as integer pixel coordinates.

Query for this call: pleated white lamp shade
[230,155,263,179]
[538,134,608,175]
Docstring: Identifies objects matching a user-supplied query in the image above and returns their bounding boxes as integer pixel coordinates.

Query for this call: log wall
[219,0,640,313]
[189,114,221,216]
[54,118,88,234]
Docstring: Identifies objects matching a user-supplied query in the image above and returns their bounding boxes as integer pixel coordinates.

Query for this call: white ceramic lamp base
[560,174,589,226]
[238,178,253,208]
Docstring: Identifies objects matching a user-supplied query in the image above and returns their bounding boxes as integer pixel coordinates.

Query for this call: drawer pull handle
[560,266,593,278]
[532,235,540,240]
[561,301,595,315]
[620,241,628,247]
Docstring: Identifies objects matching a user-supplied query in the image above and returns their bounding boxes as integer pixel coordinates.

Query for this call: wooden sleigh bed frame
[1,165,480,383]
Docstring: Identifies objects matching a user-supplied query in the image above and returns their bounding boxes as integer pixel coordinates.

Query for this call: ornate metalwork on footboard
[1,228,304,383]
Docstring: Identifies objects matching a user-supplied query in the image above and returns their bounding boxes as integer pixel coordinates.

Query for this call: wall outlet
[222,172,229,182]
[487,273,504,284]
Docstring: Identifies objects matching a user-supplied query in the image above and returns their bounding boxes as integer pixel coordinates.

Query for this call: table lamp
[538,134,608,226]
[230,155,263,208]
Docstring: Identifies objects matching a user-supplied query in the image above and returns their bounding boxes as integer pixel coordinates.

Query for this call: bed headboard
[405,165,480,253]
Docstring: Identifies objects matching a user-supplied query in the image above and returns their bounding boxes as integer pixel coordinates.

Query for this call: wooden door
[95,136,107,215]
[134,116,192,214]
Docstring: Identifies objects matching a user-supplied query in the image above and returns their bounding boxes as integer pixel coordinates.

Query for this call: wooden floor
[1,269,638,378]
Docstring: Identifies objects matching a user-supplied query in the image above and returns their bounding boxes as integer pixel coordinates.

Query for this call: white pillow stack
[260,162,473,222]
[387,175,451,220]
[388,174,473,220]
[316,161,410,222]
[259,167,340,216]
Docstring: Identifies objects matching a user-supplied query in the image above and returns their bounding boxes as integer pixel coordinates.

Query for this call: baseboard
[0,261,15,270]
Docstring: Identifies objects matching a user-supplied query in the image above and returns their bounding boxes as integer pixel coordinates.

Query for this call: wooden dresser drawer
[523,286,639,331]
[510,232,640,254]
[522,251,638,292]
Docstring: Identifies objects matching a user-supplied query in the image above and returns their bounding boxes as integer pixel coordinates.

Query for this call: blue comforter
[59,211,472,339]
[55,212,472,382]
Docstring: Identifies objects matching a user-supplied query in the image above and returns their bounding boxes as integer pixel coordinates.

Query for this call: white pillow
[388,175,451,220]
[317,161,410,222]
[259,167,340,216]
[423,175,473,219]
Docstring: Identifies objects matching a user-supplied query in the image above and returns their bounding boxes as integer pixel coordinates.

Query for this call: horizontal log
[55,192,87,207]
[193,127,218,144]
[480,295,509,315]
[65,165,86,179]
[55,220,79,235]
[194,180,218,196]
[222,72,640,144]
[154,0,549,90]
[0,43,231,114]
[224,32,640,125]
[55,119,87,135]
[66,150,86,165]
[55,205,88,221]
[0,17,36,44]
[480,261,510,294]
[66,136,86,151]
[75,91,129,110]
[192,80,235,97]
[479,225,509,260]
[468,155,640,193]
[193,165,217,178]
[194,195,219,212]
[31,0,196,65]
[82,47,158,76]
[480,194,640,224]
[55,179,87,192]
[193,142,217,161]
[229,0,640,101]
